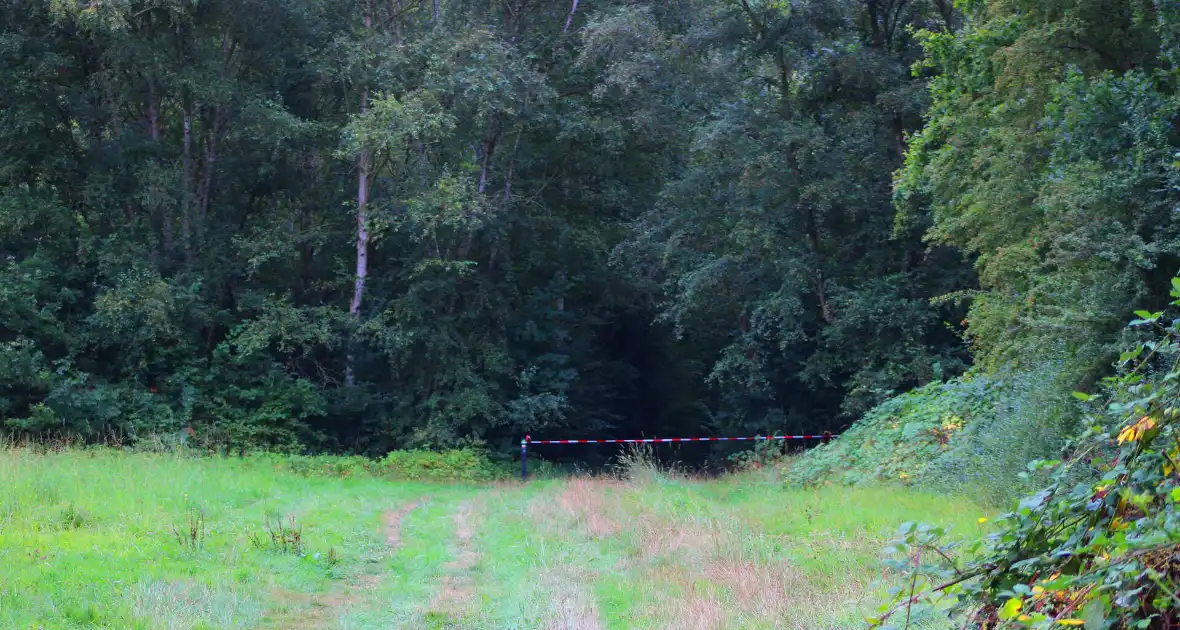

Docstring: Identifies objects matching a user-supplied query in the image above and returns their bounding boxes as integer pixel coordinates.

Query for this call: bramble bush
[870,280,1180,628]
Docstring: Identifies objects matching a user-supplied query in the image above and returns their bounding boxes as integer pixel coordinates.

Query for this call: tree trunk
[351,138,371,320]
[197,106,224,245]
[563,0,579,33]
[883,0,909,52]
[346,2,375,387]
[147,79,161,142]
[807,218,834,324]
[347,95,371,387]
[933,0,955,31]
[866,0,883,47]
[504,129,522,201]
[146,77,171,254]
[181,102,194,265]
[478,122,499,194]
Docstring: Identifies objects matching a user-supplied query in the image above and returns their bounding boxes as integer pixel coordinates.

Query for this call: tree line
[3,0,1175,458]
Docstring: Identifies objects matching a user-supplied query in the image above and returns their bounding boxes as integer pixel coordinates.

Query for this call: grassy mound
[789,360,1083,506]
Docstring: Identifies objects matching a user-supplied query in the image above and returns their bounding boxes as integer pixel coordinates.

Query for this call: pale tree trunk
[563,0,579,32]
[346,98,372,387]
[351,134,371,322]
[346,2,375,387]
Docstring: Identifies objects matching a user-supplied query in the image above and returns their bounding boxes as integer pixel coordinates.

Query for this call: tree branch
[563,0,579,33]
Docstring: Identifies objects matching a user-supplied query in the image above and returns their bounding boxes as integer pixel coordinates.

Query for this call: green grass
[0,448,990,629]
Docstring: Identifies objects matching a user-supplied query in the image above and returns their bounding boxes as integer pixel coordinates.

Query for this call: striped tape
[523,434,832,445]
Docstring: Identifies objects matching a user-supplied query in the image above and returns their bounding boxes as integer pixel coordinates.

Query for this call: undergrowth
[869,282,1180,627]
[789,357,1084,505]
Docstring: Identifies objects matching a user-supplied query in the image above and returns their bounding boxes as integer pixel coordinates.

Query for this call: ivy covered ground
[0,448,986,629]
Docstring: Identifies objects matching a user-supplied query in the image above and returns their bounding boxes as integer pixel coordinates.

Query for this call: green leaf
[1071,391,1093,402]
[1170,277,1180,298]
[1170,487,1180,503]
[1134,310,1154,319]
[1082,594,1110,629]
[999,597,1023,620]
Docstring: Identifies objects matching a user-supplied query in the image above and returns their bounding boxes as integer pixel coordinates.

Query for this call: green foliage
[727,437,792,472]
[872,283,1180,628]
[791,358,1085,505]
[379,448,502,482]
[897,0,1180,377]
[789,375,996,487]
[263,453,380,479]
[248,513,303,556]
[920,360,1085,505]
[616,0,975,432]
[0,0,977,459]
[242,448,506,482]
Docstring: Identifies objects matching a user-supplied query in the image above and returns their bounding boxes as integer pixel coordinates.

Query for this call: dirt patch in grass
[383,501,421,549]
[427,502,480,620]
[265,500,423,629]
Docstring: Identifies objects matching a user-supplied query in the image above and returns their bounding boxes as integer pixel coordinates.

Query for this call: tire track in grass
[540,567,606,630]
[465,483,609,630]
[383,501,421,549]
[266,499,423,629]
[425,501,479,624]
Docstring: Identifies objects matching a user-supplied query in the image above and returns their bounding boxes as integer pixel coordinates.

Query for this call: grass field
[0,448,989,629]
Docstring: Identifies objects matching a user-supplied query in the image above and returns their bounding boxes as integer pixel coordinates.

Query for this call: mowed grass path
[0,449,987,629]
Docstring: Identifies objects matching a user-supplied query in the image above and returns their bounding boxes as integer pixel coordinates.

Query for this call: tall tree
[896,0,1178,380]
[614,0,974,430]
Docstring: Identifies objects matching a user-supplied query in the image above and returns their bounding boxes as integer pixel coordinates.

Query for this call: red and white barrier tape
[522,433,832,445]
[517,432,834,479]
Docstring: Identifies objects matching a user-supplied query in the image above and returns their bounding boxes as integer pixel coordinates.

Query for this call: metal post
[520,435,529,481]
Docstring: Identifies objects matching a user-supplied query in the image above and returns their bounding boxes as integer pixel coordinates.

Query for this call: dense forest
[3,0,1178,460]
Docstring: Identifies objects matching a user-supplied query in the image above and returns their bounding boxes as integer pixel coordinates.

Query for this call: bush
[613,443,682,483]
[243,449,507,482]
[379,448,500,482]
[269,454,377,478]
[871,284,1180,628]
